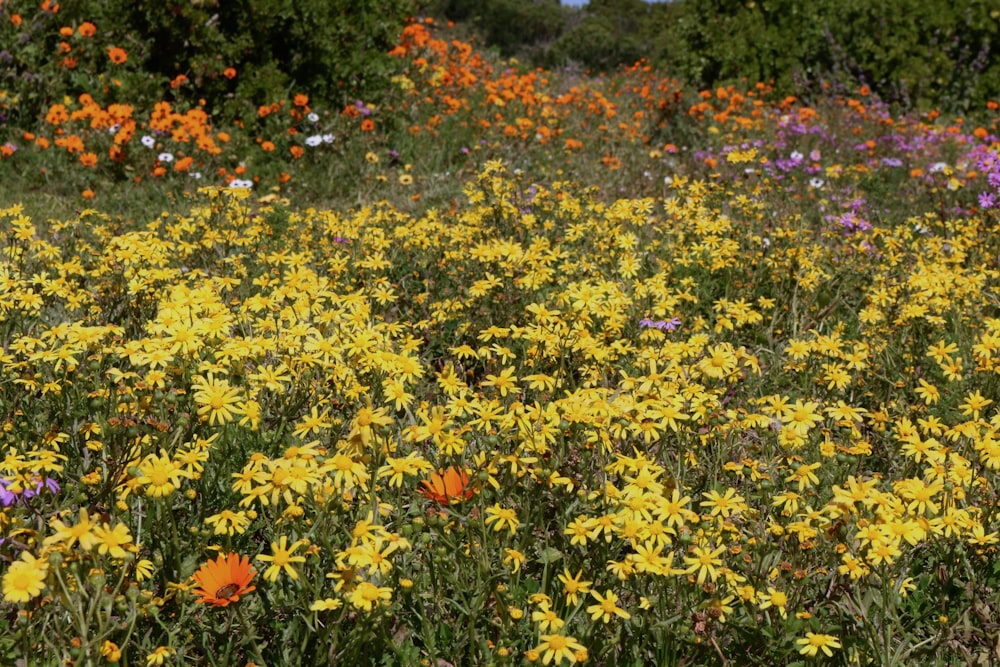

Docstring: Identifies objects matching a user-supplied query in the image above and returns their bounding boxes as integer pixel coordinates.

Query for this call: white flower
[229,179,253,189]
[929,161,948,173]
[790,151,803,161]
[305,135,323,147]
[322,134,334,144]
[809,178,825,188]
[189,172,202,180]
[307,112,319,123]
[141,136,156,148]
[108,124,120,134]
[158,152,174,163]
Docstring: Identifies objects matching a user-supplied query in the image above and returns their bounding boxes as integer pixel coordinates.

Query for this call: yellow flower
[310,597,343,611]
[532,602,565,632]
[136,449,188,497]
[557,568,592,606]
[204,509,252,536]
[256,536,307,581]
[145,646,175,667]
[534,633,586,665]
[758,587,788,618]
[683,543,725,585]
[93,522,134,559]
[135,559,155,582]
[484,504,520,534]
[586,589,630,623]
[796,632,841,658]
[192,373,243,425]
[348,581,392,611]
[100,640,122,662]
[44,508,99,551]
[503,548,525,573]
[2,551,48,603]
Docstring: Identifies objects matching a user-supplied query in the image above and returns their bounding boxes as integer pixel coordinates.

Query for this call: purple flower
[0,480,16,507]
[640,317,681,332]
[0,476,60,506]
[979,192,996,209]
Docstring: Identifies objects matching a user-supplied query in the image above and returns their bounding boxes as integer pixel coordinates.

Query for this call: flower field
[4,6,1000,667]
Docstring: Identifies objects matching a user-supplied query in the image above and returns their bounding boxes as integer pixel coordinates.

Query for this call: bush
[650,0,1000,113]
[0,0,414,127]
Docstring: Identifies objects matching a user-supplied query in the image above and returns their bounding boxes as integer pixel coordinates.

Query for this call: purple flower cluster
[971,147,1000,210]
[640,317,681,331]
[0,476,60,507]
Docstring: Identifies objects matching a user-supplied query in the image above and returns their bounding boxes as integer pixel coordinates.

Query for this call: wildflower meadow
[3,2,1000,666]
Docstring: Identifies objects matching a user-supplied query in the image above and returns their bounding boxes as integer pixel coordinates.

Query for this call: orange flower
[418,467,475,505]
[46,104,69,125]
[293,94,309,108]
[107,47,127,64]
[223,67,237,79]
[78,22,96,37]
[360,119,375,132]
[79,152,97,167]
[260,141,275,152]
[289,145,304,159]
[192,553,256,607]
[59,26,73,37]
[82,189,94,199]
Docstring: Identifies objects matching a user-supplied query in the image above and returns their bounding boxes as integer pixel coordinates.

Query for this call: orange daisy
[418,467,475,505]
[191,553,256,607]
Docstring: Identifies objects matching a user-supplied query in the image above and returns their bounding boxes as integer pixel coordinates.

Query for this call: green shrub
[650,0,1000,113]
[0,0,413,128]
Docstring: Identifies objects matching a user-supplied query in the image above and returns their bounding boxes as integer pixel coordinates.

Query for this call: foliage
[652,0,1000,113]
[0,0,413,128]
